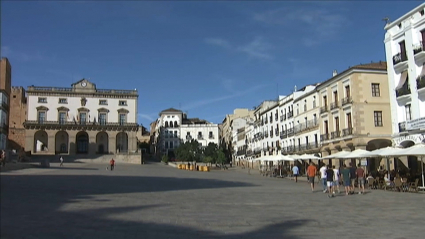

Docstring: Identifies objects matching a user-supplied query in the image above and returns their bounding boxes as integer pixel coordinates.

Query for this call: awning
[421,65,425,76]
[395,71,408,90]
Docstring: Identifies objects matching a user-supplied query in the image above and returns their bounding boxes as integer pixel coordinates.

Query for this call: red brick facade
[8,87,27,151]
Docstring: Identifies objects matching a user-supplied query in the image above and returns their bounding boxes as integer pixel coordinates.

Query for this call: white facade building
[292,85,321,155]
[278,94,295,155]
[153,108,219,157]
[252,100,278,157]
[384,3,425,147]
[24,79,139,155]
[261,102,280,156]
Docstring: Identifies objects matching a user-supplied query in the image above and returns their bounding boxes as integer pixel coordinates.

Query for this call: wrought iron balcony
[396,84,411,97]
[320,106,328,114]
[331,131,341,139]
[320,133,329,141]
[393,52,407,65]
[306,143,319,150]
[330,102,339,110]
[342,96,352,106]
[280,131,286,139]
[265,132,269,137]
[342,128,353,136]
[287,128,294,136]
[417,75,425,90]
[280,116,284,122]
[398,121,406,133]
[413,41,425,55]
[270,130,273,137]
[24,120,138,127]
[287,111,293,119]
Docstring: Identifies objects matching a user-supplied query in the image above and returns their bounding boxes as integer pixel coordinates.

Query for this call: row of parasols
[253,144,425,190]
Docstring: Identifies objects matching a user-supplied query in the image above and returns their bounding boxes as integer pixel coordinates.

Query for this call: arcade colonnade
[25,129,138,155]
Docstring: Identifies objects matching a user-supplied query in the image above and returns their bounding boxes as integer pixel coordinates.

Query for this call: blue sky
[1,1,422,128]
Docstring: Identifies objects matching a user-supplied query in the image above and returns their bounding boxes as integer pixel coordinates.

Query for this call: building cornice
[384,3,425,30]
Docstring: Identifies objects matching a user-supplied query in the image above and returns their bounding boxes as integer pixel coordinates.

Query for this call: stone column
[109,132,116,154]
[25,130,35,154]
[47,131,56,155]
[330,148,340,167]
[68,131,76,156]
[88,131,97,155]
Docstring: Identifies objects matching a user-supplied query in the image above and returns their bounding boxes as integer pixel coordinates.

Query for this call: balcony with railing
[265,118,268,124]
[395,81,411,98]
[264,132,269,138]
[270,130,273,137]
[414,41,425,65]
[393,52,407,65]
[341,96,352,106]
[417,75,425,90]
[320,133,329,141]
[320,106,328,114]
[287,111,293,119]
[306,143,319,150]
[393,52,408,72]
[280,115,284,122]
[330,102,339,110]
[330,130,341,139]
[398,121,406,133]
[280,131,286,139]
[287,127,294,137]
[342,127,353,137]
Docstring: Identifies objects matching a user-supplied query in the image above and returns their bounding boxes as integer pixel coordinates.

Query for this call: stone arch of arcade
[34,130,48,153]
[76,131,89,154]
[116,132,128,153]
[55,131,69,154]
[96,131,109,154]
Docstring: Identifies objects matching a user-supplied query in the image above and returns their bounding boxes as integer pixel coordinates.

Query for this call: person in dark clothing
[349,162,357,194]
[326,165,335,198]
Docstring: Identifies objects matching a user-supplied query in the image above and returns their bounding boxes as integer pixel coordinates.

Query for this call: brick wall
[8,87,27,150]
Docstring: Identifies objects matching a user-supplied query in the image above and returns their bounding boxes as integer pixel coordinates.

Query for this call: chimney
[332,70,338,77]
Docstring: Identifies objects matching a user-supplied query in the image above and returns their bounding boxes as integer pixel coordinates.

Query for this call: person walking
[319,164,327,193]
[340,164,351,195]
[292,164,299,182]
[109,158,115,171]
[356,163,365,194]
[306,162,317,192]
[349,162,357,194]
[1,150,6,167]
[326,165,335,198]
[332,165,340,194]
[59,156,64,167]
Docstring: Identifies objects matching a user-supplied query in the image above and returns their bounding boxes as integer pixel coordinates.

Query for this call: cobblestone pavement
[1,163,423,239]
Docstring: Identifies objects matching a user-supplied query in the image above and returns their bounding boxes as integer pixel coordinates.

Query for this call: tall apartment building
[317,62,391,167]
[220,108,253,160]
[252,100,278,158]
[23,79,139,155]
[292,84,320,156]
[0,58,11,150]
[384,3,425,149]
[8,87,27,151]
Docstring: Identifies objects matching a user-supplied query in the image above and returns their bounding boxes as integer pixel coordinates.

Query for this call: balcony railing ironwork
[287,128,294,136]
[398,121,406,133]
[320,106,328,114]
[417,75,425,90]
[342,96,352,106]
[413,41,425,55]
[280,131,286,139]
[24,120,138,127]
[392,52,408,65]
[320,133,329,141]
[342,127,353,136]
[331,131,341,139]
[330,102,339,110]
[280,116,284,121]
[287,111,293,119]
[395,84,411,98]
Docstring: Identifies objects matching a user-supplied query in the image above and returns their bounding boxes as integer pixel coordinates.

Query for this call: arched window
[170,121,174,127]
[165,121,169,127]
[174,121,178,127]
[60,143,67,153]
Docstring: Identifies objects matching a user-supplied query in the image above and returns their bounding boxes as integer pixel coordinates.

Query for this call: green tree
[203,156,214,165]
[216,149,227,165]
[204,142,218,158]
[175,139,202,162]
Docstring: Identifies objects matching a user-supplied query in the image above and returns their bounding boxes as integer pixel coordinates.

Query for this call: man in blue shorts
[340,164,351,196]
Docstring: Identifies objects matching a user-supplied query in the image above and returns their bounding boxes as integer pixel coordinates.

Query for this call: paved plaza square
[1,162,423,239]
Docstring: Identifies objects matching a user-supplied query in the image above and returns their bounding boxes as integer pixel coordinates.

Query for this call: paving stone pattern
[1,162,423,239]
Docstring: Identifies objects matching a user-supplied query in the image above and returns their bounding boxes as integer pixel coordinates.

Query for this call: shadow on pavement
[0,173,310,239]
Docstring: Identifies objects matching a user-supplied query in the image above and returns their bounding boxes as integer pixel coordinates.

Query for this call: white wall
[27,95,137,123]
[180,124,219,147]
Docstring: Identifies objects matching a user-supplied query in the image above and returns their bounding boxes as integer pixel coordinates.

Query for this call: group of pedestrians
[306,162,366,197]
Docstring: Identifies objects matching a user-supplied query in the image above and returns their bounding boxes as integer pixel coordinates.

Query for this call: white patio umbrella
[339,149,371,159]
[361,147,404,158]
[296,153,322,160]
[322,150,351,159]
[269,155,295,161]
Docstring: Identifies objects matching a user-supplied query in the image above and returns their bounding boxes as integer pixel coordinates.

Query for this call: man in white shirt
[332,165,340,194]
[292,164,299,183]
[320,164,327,193]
